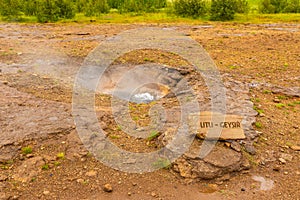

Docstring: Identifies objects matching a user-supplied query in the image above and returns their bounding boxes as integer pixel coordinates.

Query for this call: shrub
[173,0,208,18]
[84,0,109,16]
[55,0,76,19]
[118,0,167,13]
[259,0,290,13]
[234,0,249,13]
[210,0,236,21]
[284,0,300,13]
[36,0,60,22]
[0,0,22,20]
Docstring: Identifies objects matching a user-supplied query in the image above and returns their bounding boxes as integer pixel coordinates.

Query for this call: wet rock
[103,184,113,192]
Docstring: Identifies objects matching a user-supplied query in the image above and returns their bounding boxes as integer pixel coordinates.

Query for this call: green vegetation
[56,152,65,159]
[1,0,300,22]
[253,105,264,114]
[147,130,160,141]
[21,146,33,154]
[42,164,49,170]
[255,122,262,128]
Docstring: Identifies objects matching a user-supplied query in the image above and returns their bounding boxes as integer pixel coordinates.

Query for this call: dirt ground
[0,22,299,200]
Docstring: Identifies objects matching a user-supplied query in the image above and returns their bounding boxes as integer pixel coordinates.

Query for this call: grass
[275,103,286,108]
[1,12,300,24]
[147,130,160,141]
[56,152,65,159]
[255,122,262,128]
[21,146,33,155]
[253,105,264,114]
[42,164,49,170]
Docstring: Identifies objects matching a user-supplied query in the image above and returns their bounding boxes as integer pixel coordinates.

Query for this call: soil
[0,22,299,200]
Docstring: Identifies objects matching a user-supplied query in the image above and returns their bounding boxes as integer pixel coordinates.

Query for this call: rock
[273,165,281,171]
[85,170,97,177]
[203,145,242,168]
[76,179,84,184]
[273,98,280,103]
[244,143,256,155]
[290,145,300,151]
[151,192,158,197]
[230,141,241,152]
[278,158,286,164]
[280,153,293,162]
[43,191,50,195]
[13,156,45,182]
[103,184,113,192]
[127,192,132,196]
[0,146,18,163]
[284,171,288,175]
[26,154,34,158]
[241,188,246,191]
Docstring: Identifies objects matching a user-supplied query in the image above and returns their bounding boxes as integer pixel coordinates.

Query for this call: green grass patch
[56,152,65,159]
[147,130,160,141]
[21,146,33,155]
[255,122,262,128]
[42,164,49,170]
[275,103,286,108]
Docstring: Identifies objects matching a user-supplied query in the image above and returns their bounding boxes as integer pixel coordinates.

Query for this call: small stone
[2,81,8,85]
[241,188,246,192]
[85,170,97,177]
[273,98,280,103]
[290,146,300,151]
[132,182,137,186]
[151,192,158,197]
[278,158,286,164]
[245,144,256,155]
[230,141,241,152]
[103,184,113,192]
[76,179,84,184]
[296,171,300,175]
[26,154,34,158]
[259,113,265,117]
[280,153,293,162]
[273,165,281,171]
[43,190,50,195]
[128,192,132,196]
[284,171,288,175]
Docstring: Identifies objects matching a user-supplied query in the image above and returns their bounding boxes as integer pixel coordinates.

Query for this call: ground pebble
[103,184,113,192]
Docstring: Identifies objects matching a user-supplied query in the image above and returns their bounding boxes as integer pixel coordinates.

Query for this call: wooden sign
[188,111,245,140]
